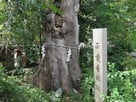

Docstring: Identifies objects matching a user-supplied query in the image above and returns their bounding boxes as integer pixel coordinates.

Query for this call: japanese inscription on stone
[93,28,107,102]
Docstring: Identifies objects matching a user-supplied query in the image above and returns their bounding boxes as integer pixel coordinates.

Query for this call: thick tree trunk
[33,0,80,92]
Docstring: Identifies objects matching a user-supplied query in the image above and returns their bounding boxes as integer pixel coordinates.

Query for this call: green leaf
[48,3,62,15]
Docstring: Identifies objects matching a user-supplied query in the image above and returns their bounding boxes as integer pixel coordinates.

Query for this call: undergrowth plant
[106,62,136,102]
[0,64,50,102]
[68,62,136,102]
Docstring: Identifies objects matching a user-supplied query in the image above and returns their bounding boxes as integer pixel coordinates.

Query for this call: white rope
[41,44,45,58]
[45,42,86,49]
[67,48,72,62]
[45,43,78,49]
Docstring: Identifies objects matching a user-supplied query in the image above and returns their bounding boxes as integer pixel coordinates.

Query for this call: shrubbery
[106,62,136,101]
[0,64,49,102]
[68,62,136,102]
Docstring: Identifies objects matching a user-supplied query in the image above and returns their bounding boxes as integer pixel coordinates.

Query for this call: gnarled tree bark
[33,0,80,92]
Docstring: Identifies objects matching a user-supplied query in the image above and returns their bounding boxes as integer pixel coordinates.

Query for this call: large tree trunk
[33,0,80,92]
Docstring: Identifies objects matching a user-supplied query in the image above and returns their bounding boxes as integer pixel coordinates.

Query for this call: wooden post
[93,28,107,102]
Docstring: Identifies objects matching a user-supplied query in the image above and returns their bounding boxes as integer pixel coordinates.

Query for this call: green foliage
[106,62,136,101]
[46,0,62,15]
[68,62,136,102]
[0,64,50,102]
[0,0,62,63]
[121,56,136,70]
[79,0,136,70]
[80,75,94,101]
[0,0,43,62]
[77,0,136,101]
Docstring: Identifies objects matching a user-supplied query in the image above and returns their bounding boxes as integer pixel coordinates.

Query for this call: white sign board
[93,28,107,102]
